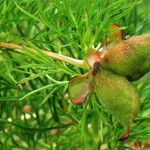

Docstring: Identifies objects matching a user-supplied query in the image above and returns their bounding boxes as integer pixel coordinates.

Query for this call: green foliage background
[0,0,150,149]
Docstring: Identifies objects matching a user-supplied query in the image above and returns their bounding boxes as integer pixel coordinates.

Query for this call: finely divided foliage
[0,0,149,149]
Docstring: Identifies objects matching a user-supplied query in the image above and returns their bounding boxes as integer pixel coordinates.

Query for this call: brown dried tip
[71,96,87,105]
[119,128,129,141]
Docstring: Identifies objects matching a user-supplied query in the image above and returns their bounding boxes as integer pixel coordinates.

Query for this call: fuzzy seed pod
[101,34,150,81]
[94,69,140,127]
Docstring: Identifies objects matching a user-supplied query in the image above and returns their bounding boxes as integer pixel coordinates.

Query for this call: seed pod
[101,34,150,81]
[94,69,140,129]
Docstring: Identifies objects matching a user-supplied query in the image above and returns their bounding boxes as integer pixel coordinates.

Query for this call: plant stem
[0,42,89,69]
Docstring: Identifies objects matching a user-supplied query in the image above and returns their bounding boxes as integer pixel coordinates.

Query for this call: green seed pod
[94,69,140,128]
[101,34,150,81]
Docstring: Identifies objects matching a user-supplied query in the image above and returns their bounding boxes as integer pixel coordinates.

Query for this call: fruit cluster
[68,33,150,141]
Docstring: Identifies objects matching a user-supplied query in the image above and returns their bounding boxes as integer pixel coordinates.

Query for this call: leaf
[68,73,94,104]
[0,56,16,85]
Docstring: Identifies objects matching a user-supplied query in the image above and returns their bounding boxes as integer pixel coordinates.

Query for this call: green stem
[0,42,89,69]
